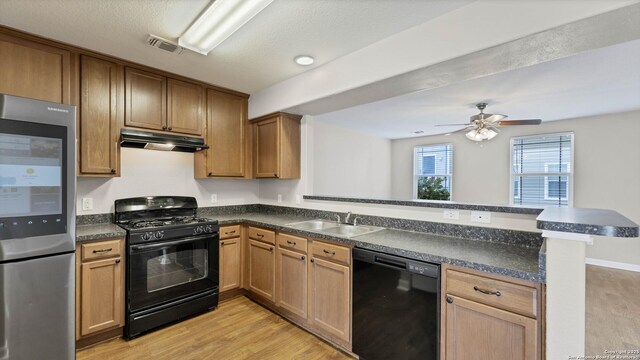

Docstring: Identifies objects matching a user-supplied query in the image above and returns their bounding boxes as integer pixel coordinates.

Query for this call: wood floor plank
[77,296,352,360]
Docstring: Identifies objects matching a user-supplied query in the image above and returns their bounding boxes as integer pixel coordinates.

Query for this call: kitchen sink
[286,219,340,231]
[321,224,385,237]
[286,220,384,238]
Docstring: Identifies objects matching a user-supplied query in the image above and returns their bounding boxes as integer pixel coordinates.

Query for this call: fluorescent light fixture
[179,0,274,55]
[294,55,315,66]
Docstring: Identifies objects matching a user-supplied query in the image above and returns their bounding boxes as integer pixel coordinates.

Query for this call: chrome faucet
[353,217,361,226]
[334,214,341,223]
[344,212,352,224]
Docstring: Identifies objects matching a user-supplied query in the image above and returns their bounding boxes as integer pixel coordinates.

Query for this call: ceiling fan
[437,103,542,142]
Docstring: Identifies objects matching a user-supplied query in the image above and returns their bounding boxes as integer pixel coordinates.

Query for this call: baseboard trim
[586,258,640,272]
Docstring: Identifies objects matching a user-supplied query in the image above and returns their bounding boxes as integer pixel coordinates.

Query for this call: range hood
[120,129,209,152]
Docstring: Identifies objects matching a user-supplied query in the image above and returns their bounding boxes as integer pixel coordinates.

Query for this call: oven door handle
[130,234,214,251]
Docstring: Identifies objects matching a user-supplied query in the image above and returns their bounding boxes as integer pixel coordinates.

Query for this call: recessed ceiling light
[412,130,424,135]
[294,55,315,66]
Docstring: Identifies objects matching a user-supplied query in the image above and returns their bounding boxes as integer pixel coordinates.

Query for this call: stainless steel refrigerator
[0,94,76,360]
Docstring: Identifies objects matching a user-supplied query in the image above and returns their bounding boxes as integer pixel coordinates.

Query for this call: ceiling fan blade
[435,123,473,127]
[497,119,542,126]
[484,114,506,123]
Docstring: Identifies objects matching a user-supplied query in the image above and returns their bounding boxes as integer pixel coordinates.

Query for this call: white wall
[77,147,260,214]
[391,111,640,265]
[313,121,391,198]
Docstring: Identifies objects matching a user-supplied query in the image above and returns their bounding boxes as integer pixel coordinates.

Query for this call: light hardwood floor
[77,296,352,360]
[586,265,640,355]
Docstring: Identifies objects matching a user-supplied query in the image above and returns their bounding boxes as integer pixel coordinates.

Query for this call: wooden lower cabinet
[76,238,125,342]
[248,239,275,301]
[309,253,351,345]
[276,246,307,318]
[441,265,541,360]
[219,236,241,292]
[444,295,537,360]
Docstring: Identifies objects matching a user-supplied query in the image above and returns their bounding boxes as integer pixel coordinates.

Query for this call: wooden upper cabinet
[125,67,166,131]
[251,112,302,179]
[167,79,203,135]
[79,56,122,176]
[202,89,247,177]
[444,295,537,360]
[0,33,70,104]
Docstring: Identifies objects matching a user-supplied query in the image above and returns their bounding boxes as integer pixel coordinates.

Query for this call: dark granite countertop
[212,213,545,283]
[76,223,126,242]
[537,208,639,237]
[75,209,544,282]
[303,195,544,215]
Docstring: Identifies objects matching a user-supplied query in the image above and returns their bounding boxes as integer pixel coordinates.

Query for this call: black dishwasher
[353,248,439,360]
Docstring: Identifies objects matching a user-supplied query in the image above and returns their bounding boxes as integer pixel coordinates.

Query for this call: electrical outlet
[443,209,459,220]
[471,211,491,223]
[210,194,217,204]
[82,197,93,211]
[277,194,283,203]
[295,194,301,204]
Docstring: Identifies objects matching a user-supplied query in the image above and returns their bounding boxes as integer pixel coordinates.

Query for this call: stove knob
[155,231,164,239]
[141,232,152,241]
[205,225,213,233]
[195,226,203,234]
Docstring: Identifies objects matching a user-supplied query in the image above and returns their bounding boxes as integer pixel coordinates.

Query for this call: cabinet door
[276,247,307,318]
[167,79,203,135]
[309,257,350,343]
[0,33,70,104]
[125,67,166,131]
[444,295,537,360]
[254,117,280,178]
[80,257,123,336]
[248,239,275,301]
[80,56,120,176]
[206,89,246,176]
[219,237,241,292]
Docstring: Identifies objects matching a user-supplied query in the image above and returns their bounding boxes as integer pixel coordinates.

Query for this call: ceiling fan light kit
[437,102,542,142]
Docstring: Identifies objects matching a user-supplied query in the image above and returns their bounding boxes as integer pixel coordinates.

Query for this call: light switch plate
[295,194,302,204]
[443,209,459,220]
[82,197,93,211]
[471,211,491,223]
[210,194,217,204]
[277,194,283,203]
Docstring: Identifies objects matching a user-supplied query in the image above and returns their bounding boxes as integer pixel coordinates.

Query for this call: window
[414,144,452,200]
[510,133,573,207]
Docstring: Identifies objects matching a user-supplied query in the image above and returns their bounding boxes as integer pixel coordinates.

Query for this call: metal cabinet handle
[168,127,173,131]
[257,234,264,238]
[446,296,453,304]
[473,286,501,297]
[110,168,116,174]
[162,126,167,130]
[220,242,225,246]
[115,258,121,264]
[287,240,296,246]
[208,172,213,177]
[226,230,237,235]
[93,248,112,253]
[323,249,336,256]
[301,256,305,260]
[310,258,314,263]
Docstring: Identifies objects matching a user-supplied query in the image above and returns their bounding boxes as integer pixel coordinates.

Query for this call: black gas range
[115,196,219,339]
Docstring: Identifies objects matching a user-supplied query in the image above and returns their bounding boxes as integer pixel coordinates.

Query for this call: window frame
[543,163,570,201]
[412,143,453,200]
[509,132,574,207]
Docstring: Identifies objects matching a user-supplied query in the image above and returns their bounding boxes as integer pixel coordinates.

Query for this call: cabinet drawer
[220,225,241,240]
[81,239,122,261]
[277,233,307,253]
[446,269,537,318]
[248,227,275,245]
[311,241,350,265]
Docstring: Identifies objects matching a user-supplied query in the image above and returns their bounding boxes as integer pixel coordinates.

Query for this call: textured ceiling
[0,0,472,93]
[314,39,640,139]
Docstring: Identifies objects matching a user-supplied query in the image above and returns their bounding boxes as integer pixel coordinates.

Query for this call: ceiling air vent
[146,35,183,54]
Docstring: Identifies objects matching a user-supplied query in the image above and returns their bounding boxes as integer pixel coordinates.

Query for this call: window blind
[511,133,573,207]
